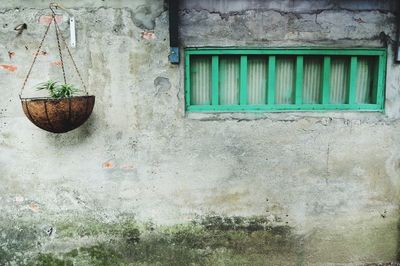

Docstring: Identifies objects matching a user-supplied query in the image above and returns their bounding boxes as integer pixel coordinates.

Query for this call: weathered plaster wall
[1,0,400,264]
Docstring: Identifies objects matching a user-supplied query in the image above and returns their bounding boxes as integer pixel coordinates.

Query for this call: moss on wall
[1,215,303,265]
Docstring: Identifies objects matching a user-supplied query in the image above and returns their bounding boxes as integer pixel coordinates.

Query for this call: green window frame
[185,48,387,112]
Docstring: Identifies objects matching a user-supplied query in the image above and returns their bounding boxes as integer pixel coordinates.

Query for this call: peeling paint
[38,15,63,25]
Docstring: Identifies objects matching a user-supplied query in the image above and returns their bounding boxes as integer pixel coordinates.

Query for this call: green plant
[35,80,80,99]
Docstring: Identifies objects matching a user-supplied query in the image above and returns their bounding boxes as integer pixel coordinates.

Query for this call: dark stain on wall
[1,215,304,265]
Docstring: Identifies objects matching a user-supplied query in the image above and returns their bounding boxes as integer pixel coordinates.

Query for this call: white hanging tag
[69,16,76,48]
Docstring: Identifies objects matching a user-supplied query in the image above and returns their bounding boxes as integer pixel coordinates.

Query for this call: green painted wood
[186,48,386,56]
[348,56,358,105]
[240,55,248,105]
[187,103,382,112]
[268,56,276,105]
[211,55,219,105]
[371,57,379,104]
[185,54,191,109]
[219,57,225,104]
[295,56,304,105]
[376,54,386,109]
[322,56,331,104]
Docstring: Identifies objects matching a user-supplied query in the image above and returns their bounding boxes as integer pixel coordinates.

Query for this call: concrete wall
[1,0,400,264]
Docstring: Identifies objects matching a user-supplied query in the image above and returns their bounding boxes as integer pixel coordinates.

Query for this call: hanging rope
[53,13,67,85]
[19,19,53,99]
[20,3,88,99]
[53,16,88,93]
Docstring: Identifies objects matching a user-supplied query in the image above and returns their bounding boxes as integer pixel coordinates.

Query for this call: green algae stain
[56,217,142,239]
[3,213,399,265]
[4,215,302,266]
[28,254,73,266]
[78,244,125,266]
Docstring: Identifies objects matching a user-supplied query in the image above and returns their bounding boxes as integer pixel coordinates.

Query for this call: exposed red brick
[0,64,17,72]
[51,61,63,66]
[102,160,114,169]
[39,15,63,25]
[141,31,156,40]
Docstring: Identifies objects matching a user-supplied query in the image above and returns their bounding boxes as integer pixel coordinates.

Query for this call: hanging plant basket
[19,3,95,134]
[21,96,95,133]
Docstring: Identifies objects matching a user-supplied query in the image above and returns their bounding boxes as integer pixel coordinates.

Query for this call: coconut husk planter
[19,3,95,134]
[21,96,95,133]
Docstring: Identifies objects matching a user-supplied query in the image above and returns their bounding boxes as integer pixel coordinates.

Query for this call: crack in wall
[179,7,396,20]
[0,6,167,31]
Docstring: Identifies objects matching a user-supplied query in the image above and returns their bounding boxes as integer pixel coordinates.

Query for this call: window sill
[185,109,387,123]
